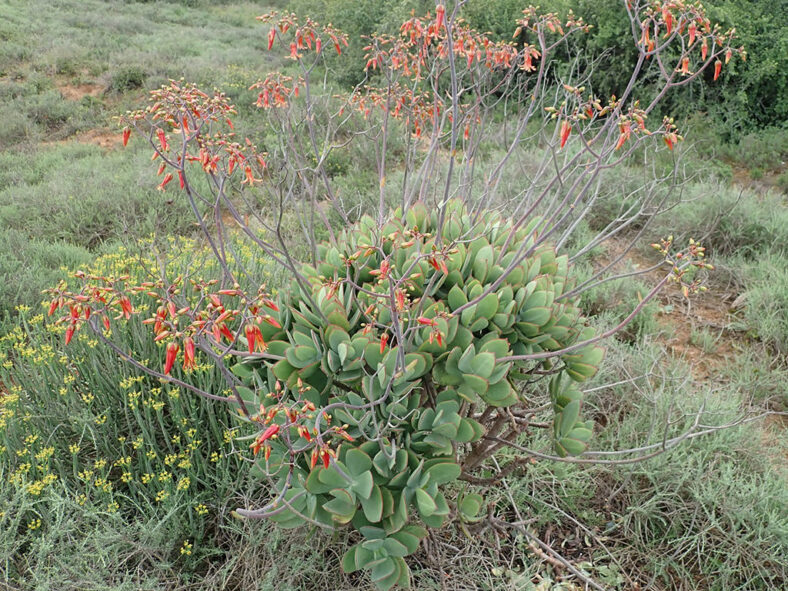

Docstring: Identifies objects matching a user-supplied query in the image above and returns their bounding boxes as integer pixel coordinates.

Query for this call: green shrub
[108,65,146,93]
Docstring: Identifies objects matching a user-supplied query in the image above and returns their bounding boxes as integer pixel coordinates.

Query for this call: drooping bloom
[713,60,722,81]
[164,341,179,375]
[436,4,445,30]
[182,337,196,371]
[380,332,389,354]
[156,128,169,152]
[560,120,571,149]
[157,173,174,191]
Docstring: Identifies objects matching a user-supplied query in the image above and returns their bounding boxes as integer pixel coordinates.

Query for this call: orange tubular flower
[65,324,75,345]
[245,323,257,354]
[713,60,722,81]
[436,4,445,30]
[122,127,131,147]
[560,120,571,149]
[417,316,437,327]
[156,128,169,152]
[182,337,196,371]
[119,296,133,319]
[164,341,179,375]
[380,332,389,354]
[268,28,276,51]
[157,173,174,191]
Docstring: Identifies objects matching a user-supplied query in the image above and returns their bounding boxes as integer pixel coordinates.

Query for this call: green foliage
[735,253,788,355]
[648,184,788,259]
[0,143,195,316]
[0,228,92,319]
[230,200,603,589]
[0,241,274,589]
[722,126,788,172]
[108,65,146,93]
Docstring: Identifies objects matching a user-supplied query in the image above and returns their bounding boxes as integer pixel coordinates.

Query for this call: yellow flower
[27,481,46,496]
[180,540,193,555]
[141,473,154,484]
[107,501,119,513]
[194,503,208,516]
[155,490,169,502]
[35,446,55,462]
[176,477,190,491]
[27,518,42,531]
[94,414,107,425]
[93,459,107,470]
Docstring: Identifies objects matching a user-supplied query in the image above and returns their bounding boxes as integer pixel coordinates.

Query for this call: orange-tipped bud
[122,127,131,147]
[258,423,280,443]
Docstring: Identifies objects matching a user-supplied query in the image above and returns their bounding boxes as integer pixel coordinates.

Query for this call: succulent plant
[228,199,604,589]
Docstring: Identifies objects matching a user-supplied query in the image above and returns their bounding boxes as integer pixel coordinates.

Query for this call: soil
[595,236,742,383]
[45,128,123,149]
[56,80,104,101]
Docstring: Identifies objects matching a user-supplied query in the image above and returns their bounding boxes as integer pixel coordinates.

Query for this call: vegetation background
[0,0,785,589]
